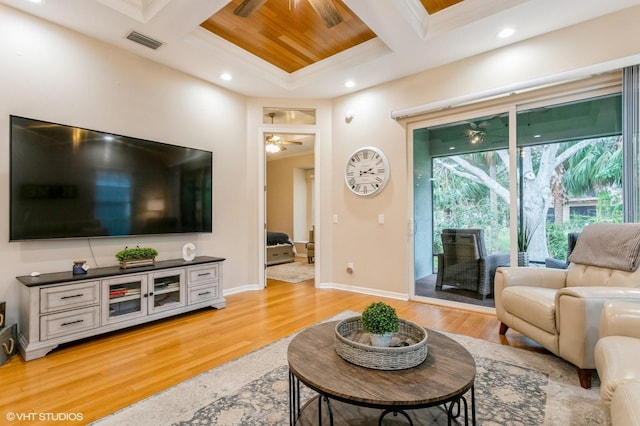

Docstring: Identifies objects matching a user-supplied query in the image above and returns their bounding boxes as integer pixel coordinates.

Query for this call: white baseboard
[315,282,409,301]
[223,284,263,296]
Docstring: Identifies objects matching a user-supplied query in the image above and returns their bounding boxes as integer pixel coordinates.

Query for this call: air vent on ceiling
[126,31,163,50]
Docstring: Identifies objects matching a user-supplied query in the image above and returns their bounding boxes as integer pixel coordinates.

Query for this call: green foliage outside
[115,246,158,262]
[546,188,623,259]
[432,150,510,255]
[432,136,623,263]
[361,302,399,335]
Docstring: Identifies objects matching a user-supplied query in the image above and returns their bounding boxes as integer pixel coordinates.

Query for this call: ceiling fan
[234,0,343,28]
[463,114,509,144]
[465,121,491,144]
[265,134,303,153]
[265,113,303,152]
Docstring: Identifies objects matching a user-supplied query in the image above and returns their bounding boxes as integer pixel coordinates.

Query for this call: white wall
[0,5,250,324]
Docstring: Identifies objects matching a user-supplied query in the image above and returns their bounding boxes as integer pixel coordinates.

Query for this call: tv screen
[10,116,212,241]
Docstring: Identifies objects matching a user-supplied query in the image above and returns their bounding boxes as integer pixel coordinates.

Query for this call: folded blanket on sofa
[569,223,640,271]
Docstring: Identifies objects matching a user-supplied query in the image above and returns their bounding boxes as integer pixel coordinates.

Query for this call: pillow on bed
[267,232,291,246]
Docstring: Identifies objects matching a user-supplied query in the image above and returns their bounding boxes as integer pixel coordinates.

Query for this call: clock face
[345,147,390,197]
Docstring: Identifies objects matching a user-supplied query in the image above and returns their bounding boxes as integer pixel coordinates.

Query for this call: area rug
[92,311,604,425]
[266,261,315,283]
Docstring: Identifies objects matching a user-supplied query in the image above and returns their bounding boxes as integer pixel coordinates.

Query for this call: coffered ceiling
[2,0,640,98]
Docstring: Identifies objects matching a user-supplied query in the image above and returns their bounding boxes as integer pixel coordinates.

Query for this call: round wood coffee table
[287,321,476,425]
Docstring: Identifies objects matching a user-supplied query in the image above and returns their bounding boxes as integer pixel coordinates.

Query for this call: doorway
[262,108,317,285]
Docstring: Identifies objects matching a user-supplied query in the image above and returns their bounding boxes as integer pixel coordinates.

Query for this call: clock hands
[359,168,374,176]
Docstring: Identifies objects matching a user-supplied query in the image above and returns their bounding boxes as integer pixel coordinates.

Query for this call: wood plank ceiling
[201,0,463,73]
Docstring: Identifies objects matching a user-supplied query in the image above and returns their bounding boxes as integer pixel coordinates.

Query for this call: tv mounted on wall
[10,116,213,241]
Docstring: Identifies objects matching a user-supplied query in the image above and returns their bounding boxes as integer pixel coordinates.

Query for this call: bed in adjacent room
[266,231,296,266]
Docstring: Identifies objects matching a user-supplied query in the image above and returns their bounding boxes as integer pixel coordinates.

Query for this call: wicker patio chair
[436,228,510,299]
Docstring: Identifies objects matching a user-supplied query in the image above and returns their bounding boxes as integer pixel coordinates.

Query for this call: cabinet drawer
[188,264,218,285]
[188,284,218,305]
[40,281,100,313]
[40,306,100,340]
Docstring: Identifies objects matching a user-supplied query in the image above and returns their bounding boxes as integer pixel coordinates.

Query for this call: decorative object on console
[72,259,88,275]
[115,246,158,269]
[182,243,196,261]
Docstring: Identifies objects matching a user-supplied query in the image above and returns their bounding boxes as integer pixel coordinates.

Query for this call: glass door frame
[407,79,622,304]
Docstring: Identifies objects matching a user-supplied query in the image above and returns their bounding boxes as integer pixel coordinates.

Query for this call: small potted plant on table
[361,301,399,347]
[115,246,158,269]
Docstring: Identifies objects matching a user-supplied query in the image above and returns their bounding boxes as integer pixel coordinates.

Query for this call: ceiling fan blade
[233,0,267,18]
[281,140,303,145]
[307,0,343,28]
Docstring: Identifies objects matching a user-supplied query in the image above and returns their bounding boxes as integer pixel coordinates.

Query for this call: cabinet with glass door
[149,269,185,314]
[103,274,147,324]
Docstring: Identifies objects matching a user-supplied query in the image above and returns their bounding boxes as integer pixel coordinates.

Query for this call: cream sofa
[495,223,640,389]
[595,300,640,425]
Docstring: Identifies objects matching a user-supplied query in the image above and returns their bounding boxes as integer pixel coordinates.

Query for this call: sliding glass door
[429,113,511,259]
[517,94,623,264]
[413,92,623,305]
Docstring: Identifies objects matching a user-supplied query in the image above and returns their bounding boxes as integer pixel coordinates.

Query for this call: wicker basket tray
[334,316,428,370]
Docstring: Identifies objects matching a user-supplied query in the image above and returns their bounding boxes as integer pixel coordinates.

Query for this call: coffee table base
[290,373,476,425]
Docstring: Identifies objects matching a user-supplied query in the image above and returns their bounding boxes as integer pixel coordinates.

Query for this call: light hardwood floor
[0,276,545,424]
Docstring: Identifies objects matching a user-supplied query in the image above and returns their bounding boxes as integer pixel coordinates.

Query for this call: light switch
[378,214,384,224]
[333,214,339,223]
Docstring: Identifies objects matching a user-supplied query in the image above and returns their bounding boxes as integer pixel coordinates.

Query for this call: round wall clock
[345,146,390,197]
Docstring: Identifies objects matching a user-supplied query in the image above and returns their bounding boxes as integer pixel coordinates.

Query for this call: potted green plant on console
[361,301,399,347]
[115,246,158,269]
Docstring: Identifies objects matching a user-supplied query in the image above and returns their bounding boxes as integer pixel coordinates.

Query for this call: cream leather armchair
[595,300,640,425]
[495,223,640,389]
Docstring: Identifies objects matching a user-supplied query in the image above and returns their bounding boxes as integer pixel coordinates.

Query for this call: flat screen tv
[10,116,213,241]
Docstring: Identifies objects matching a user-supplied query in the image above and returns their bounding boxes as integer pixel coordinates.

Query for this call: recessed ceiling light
[220,72,232,81]
[498,28,515,39]
[27,0,46,3]
[344,80,355,88]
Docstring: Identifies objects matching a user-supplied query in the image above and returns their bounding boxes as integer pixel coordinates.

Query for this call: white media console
[16,256,225,360]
